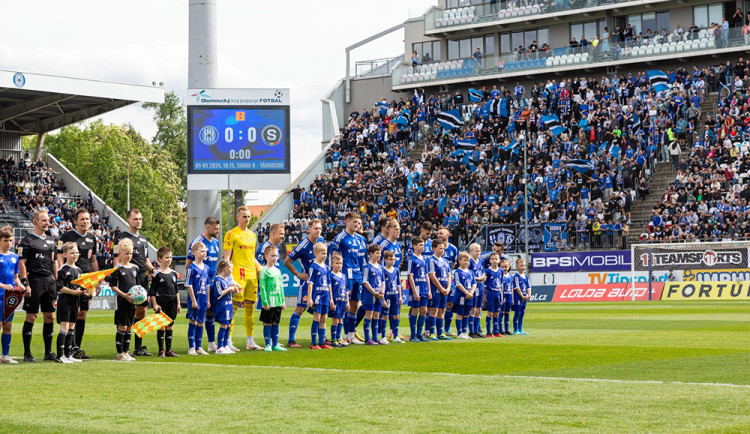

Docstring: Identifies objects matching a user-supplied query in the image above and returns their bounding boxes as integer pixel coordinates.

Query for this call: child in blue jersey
[512,258,531,335]
[483,253,503,337]
[212,260,240,354]
[453,252,476,339]
[382,250,403,343]
[0,226,22,363]
[407,237,431,342]
[468,243,487,338]
[428,239,452,341]
[500,259,513,335]
[328,253,349,347]
[362,244,385,345]
[307,242,332,349]
[185,242,210,355]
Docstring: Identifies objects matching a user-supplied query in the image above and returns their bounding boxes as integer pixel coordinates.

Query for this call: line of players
[284,211,532,348]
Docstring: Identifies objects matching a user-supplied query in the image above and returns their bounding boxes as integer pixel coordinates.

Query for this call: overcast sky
[1,0,435,202]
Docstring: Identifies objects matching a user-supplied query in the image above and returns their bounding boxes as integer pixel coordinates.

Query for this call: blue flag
[647,70,670,93]
[376,101,388,116]
[566,159,595,174]
[469,88,483,102]
[499,97,508,117]
[541,114,566,136]
[437,110,463,130]
[456,137,478,150]
[498,139,518,152]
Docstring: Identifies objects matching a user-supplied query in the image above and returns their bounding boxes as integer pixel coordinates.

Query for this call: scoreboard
[188,106,290,174]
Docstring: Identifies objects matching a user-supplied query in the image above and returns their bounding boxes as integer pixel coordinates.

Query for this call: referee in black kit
[18,209,59,362]
[56,208,99,359]
[113,208,154,356]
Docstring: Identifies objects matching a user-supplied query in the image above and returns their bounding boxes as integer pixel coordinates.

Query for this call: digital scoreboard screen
[187,106,290,174]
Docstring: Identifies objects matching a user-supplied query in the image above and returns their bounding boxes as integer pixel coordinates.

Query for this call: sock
[513,308,519,331]
[417,315,425,336]
[116,331,124,354]
[166,329,173,351]
[157,330,165,352]
[468,316,475,334]
[444,309,453,333]
[1,333,10,356]
[272,324,279,347]
[426,316,435,335]
[331,324,337,342]
[408,313,417,339]
[474,316,481,333]
[75,319,85,348]
[486,316,492,334]
[223,328,231,348]
[371,318,379,340]
[187,323,196,349]
[337,323,343,340]
[57,331,67,358]
[437,318,444,336]
[43,322,53,355]
[195,326,204,349]
[288,312,301,342]
[363,318,371,342]
[494,316,501,334]
[205,317,215,344]
[519,307,526,331]
[311,320,319,345]
[244,307,254,340]
[318,326,326,345]
[503,312,510,333]
[65,331,75,358]
[379,318,387,339]
[217,328,226,348]
[134,335,143,351]
[264,325,271,346]
[345,312,356,335]
[391,317,399,338]
[123,332,132,354]
[355,306,366,328]
[463,317,469,334]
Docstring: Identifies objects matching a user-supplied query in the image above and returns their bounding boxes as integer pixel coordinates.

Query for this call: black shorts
[79,294,92,311]
[136,273,149,307]
[114,295,136,326]
[56,295,79,324]
[23,275,57,314]
[259,306,282,324]
[156,295,178,325]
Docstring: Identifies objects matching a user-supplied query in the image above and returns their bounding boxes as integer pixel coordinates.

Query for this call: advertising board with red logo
[551,282,664,302]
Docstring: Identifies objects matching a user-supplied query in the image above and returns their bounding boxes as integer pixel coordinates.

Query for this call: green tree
[45,120,187,253]
[143,91,187,200]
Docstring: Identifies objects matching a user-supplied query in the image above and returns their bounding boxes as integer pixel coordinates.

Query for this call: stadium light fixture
[114,154,149,210]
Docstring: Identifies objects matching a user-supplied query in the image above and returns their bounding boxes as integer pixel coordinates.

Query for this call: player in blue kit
[378,220,402,340]
[327,253,349,347]
[468,243,487,338]
[0,226,23,363]
[372,218,390,247]
[427,239,452,341]
[212,260,240,354]
[185,242,210,355]
[307,243,332,349]
[499,259,513,335]
[407,222,434,258]
[362,244,385,345]
[186,217,221,352]
[512,258,531,335]
[483,253,504,337]
[381,250,403,343]
[284,219,325,348]
[407,237,431,342]
[453,252,476,339]
[329,212,367,344]
[436,226,458,337]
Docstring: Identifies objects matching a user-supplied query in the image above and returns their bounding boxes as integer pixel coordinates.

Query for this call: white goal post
[630,241,750,301]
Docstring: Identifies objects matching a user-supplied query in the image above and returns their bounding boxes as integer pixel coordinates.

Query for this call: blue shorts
[472,287,484,308]
[213,306,234,325]
[361,288,381,307]
[362,299,382,314]
[313,290,330,315]
[186,305,208,323]
[429,288,448,309]
[451,300,471,317]
[383,294,400,316]
[485,291,502,313]
[328,299,348,319]
[348,278,363,302]
[0,309,13,323]
[502,293,514,310]
[513,298,527,309]
[408,293,429,308]
[296,284,310,308]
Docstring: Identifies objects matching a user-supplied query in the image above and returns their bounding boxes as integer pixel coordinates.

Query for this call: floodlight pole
[187,0,222,250]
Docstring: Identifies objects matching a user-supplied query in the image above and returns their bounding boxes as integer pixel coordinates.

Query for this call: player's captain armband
[56,240,63,250]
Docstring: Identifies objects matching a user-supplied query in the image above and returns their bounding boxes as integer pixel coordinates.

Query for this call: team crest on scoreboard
[199,125,219,145]
[262,125,282,146]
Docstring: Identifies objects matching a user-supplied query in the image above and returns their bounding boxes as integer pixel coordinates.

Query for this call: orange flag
[71,268,116,291]
[133,312,173,338]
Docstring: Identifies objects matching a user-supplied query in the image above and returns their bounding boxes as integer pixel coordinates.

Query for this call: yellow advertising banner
[661,281,750,300]
[682,269,750,282]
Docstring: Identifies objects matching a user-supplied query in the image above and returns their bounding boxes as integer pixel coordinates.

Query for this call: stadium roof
[0,69,164,136]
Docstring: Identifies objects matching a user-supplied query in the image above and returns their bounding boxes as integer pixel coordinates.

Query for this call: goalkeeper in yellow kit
[222,206,264,350]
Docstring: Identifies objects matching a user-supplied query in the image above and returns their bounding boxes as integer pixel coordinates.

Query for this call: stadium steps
[626,90,718,246]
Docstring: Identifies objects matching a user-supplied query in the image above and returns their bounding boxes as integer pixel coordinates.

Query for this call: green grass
[3,301,750,432]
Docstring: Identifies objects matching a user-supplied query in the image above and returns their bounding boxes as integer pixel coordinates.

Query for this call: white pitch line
[96,360,750,389]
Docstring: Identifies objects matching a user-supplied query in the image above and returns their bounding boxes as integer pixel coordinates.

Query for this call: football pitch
[3,301,750,433]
